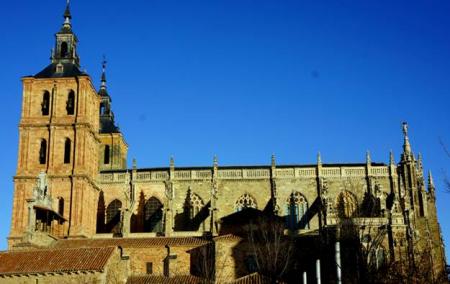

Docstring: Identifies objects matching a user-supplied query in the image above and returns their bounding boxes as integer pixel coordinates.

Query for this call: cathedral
[0,2,447,284]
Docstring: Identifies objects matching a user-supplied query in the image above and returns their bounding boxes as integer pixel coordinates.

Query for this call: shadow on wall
[174,188,210,231]
[131,191,164,233]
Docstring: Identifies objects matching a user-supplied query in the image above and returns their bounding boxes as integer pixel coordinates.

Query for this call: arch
[337,191,358,218]
[58,198,64,216]
[104,145,110,164]
[41,91,50,116]
[286,192,309,230]
[64,138,71,164]
[189,193,204,219]
[106,199,122,234]
[39,139,47,164]
[144,197,163,232]
[235,193,257,212]
[66,90,75,115]
[60,42,68,57]
[100,103,105,115]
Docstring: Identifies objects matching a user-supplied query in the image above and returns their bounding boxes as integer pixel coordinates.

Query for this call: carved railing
[98,165,391,183]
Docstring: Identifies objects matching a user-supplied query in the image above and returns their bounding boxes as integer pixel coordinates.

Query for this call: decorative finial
[389,150,395,165]
[132,158,137,170]
[417,153,423,169]
[428,170,436,196]
[402,121,412,158]
[428,170,434,187]
[213,155,218,167]
[63,0,72,26]
[317,152,322,165]
[170,156,175,168]
[366,150,371,165]
[271,154,276,168]
[101,55,107,89]
[402,122,408,137]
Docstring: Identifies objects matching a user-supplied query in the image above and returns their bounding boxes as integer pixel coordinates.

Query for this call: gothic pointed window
[144,197,163,232]
[189,193,204,219]
[104,145,110,164]
[235,194,257,212]
[106,199,122,234]
[60,42,68,58]
[66,90,75,115]
[286,192,309,230]
[337,191,358,218]
[41,91,50,116]
[39,139,47,164]
[64,138,71,164]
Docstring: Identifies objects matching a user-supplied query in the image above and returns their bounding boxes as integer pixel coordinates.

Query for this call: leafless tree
[247,216,294,282]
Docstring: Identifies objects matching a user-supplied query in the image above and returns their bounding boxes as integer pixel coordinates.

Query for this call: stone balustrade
[98,164,392,183]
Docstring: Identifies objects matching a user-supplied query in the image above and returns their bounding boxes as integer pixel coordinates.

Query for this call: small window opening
[56,64,64,73]
[60,42,68,57]
[64,138,71,164]
[146,262,153,274]
[66,90,75,115]
[100,103,105,115]
[104,145,110,164]
[41,91,50,116]
[39,139,47,164]
[58,198,64,216]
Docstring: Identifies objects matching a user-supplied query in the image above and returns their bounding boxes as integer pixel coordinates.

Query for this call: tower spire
[101,56,107,90]
[63,0,72,28]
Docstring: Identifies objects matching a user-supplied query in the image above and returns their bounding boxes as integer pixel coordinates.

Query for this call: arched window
[64,138,71,164]
[58,198,64,216]
[337,191,358,218]
[286,192,309,230]
[66,90,75,115]
[235,194,257,212]
[104,145,110,164]
[60,42,68,57]
[144,197,163,232]
[189,193,204,219]
[100,103,105,115]
[39,139,47,164]
[106,199,122,234]
[41,91,50,116]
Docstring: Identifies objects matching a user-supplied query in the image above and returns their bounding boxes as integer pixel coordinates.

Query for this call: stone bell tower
[8,2,101,248]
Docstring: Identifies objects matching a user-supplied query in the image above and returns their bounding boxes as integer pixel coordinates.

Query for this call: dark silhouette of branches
[247,216,293,282]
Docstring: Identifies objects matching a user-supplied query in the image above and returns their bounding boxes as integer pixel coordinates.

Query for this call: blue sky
[0,0,449,257]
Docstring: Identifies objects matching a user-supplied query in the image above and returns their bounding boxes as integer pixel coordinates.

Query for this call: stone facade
[4,2,447,283]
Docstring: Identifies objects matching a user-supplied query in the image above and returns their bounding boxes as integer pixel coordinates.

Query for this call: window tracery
[286,192,309,229]
[235,194,257,212]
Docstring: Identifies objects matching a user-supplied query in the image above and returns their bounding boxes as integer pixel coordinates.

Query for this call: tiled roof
[230,272,286,284]
[213,234,243,242]
[127,275,203,284]
[0,247,115,276]
[53,237,210,249]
